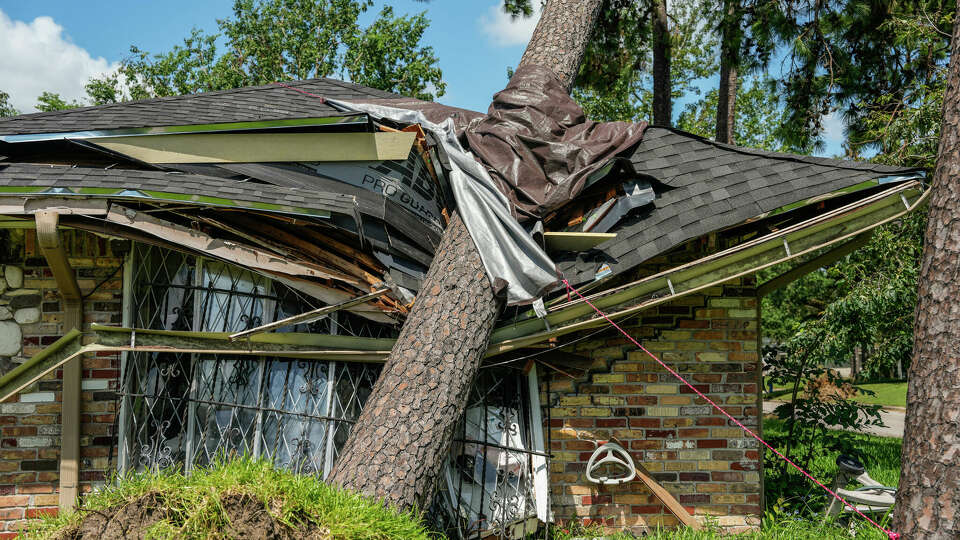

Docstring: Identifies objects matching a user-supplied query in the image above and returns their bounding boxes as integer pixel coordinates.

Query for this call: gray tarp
[329,65,646,305]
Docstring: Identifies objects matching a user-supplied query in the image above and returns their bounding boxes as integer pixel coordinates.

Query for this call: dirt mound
[58,492,330,540]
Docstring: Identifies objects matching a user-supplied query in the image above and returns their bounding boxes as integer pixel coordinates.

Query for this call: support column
[35,211,82,510]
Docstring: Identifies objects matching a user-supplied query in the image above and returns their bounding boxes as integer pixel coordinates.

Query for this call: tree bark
[891,5,960,538]
[519,0,604,91]
[652,0,671,126]
[715,0,740,144]
[330,0,605,511]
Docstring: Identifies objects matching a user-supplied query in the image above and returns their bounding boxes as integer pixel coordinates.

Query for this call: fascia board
[89,132,416,164]
[0,115,369,143]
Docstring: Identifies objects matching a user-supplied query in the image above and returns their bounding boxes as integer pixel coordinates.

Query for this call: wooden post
[35,211,83,511]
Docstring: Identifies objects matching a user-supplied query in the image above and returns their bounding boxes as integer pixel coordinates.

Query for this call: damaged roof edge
[2,180,928,404]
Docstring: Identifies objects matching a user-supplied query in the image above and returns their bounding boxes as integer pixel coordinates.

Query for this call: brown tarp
[462,64,647,221]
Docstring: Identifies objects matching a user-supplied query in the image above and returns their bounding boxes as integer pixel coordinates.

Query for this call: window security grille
[118,244,550,538]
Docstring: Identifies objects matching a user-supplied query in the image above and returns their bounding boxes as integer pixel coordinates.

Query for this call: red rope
[560,278,898,540]
[272,81,326,102]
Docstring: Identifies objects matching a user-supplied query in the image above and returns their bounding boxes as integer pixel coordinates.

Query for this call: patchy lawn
[851,382,908,408]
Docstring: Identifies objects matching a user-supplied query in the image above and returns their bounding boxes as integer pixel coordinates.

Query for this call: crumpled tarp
[463,65,647,221]
[329,64,646,304]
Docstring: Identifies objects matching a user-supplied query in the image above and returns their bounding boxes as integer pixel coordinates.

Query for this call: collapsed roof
[0,75,926,341]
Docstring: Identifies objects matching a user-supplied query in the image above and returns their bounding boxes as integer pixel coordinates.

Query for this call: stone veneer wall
[0,229,124,538]
[541,271,762,534]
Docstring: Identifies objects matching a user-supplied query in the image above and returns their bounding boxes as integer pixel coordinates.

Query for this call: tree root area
[57,492,330,540]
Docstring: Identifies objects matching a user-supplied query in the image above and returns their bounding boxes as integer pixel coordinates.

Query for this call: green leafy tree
[572,0,719,123]
[0,91,18,117]
[676,74,786,151]
[35,91,83,112]
[748,0,954,153]
[86,0,445,103]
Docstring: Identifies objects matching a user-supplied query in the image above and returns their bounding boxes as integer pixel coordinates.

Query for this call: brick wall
[542,275,762,534]
[0,229,124,538]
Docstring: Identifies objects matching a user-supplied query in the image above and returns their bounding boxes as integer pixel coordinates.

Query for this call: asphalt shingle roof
[0,79,403,136]
[556,127,922,285]
[0,78,922,287]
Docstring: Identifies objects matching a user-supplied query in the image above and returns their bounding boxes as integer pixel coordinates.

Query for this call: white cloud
[479,1,542,48]
[0,9,119,113]
[821,111,846,144]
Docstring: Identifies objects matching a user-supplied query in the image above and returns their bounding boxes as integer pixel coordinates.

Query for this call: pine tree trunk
[652,0,671,126]
[891,6,960,538]
[329,0,604,511]
[715,0,739,144]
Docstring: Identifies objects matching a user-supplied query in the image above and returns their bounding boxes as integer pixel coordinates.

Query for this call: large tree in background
[746,0,954,154]
[892,3,960,537]
[84,0,445,103]
[328,0,605,511]
[0,91,17,118]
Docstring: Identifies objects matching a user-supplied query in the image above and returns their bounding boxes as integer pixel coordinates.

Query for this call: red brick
[17,484,54,494]
[0,508,22,520]
[26,507,59,518]
[677,320,710,328]
[1,427,36,437]
[711,471,744,482]
[595,419,626,428]
[697,439,727,448]
[0,495,28,508]
[696,417,726,426]
[581,495,612,505]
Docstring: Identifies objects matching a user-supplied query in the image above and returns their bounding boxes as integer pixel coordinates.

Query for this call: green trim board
[93,324,396,351]
[0,329,83,403]
[487,183,928,355]
[0,115,368,143]
[490,181,927,345]
[543,232,617,252]
[0,187,334,220]
[91,131,416,164]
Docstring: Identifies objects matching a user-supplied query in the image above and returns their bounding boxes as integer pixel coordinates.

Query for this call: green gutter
[0,329,83,403]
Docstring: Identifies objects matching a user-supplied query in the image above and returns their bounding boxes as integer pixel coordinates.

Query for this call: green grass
[850,382,907,408]
[549,516,896,540]
[23,456,432,540]
[763,418,902,489]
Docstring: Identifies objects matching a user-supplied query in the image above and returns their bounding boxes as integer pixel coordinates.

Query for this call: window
[118,244,550,538]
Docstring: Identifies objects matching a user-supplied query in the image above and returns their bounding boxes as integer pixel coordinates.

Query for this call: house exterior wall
[542,273,763,534]
[0,229,124,539]
[1,228,764,536]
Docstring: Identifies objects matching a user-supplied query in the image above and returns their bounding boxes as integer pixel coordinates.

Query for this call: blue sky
[0,1,844,155]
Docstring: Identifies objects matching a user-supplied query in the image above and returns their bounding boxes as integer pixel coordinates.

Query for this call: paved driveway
[762,401,904,438]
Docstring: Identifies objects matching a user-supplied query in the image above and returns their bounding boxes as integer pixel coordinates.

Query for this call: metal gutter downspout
[35,211,83,511]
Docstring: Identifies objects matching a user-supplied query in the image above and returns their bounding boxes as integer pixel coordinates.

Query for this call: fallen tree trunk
[329,0,605,510]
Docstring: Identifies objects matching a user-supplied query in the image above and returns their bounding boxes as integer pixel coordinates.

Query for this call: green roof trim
[0,115,369,143]
[0,187,332,219]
